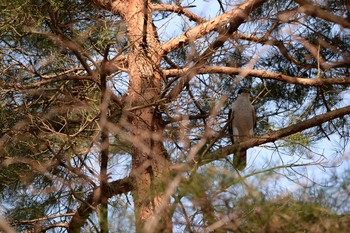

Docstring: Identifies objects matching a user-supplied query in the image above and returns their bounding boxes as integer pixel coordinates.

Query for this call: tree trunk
[117,0,172,232]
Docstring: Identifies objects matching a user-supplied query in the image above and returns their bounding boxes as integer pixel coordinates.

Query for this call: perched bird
[228,88,256,170]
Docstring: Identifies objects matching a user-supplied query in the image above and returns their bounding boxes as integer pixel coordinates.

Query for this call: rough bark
[111,0,172,232]
[92,0,267,76]
[84,1,267,232]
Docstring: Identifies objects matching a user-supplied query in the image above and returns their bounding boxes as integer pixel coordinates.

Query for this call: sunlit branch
[151,4,201,23]
[164,0,267,101]
[40,68,84,79]
[161,0,267,55]
[95,0,267,76]
[163,66,350,86]
[171,104,350,171]
[201,104,350,164]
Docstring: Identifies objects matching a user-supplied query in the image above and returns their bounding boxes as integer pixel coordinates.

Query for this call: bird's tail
[233,150,246,171]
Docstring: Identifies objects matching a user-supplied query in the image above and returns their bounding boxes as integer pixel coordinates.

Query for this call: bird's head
[237,88,250,95]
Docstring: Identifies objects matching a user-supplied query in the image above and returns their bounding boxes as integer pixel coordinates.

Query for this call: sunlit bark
[111,0,172,231]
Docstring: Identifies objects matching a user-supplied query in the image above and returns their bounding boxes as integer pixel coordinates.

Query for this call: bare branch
[163,66,350,86]
[0,75,96,90]
[151,4,202,23]
[295,0,350,29]
[38,223,68,232]
[68,177,132,233]
[164,0,267,100]
[200,104,350,165]
[12,213,74,224]
[94,0,267,76]
[171,104,350,171]
[234,32,350,69]
[161,0,267,55]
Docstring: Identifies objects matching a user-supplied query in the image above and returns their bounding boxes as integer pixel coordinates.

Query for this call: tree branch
[171,105,350,171]
[164,0,267,101]
[0,75,96,90]
[163,66,350,86]
[200,104,350,165]
[161,0,266,55]
[151,4,202,23]
[295,0,350,29]
[68,177,132,233]
[91,0,266,76]
[28,30,99,78]
[234,32,350,70]
[85,0,113,11]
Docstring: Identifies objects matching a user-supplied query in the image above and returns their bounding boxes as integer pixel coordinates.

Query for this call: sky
[154,0,350,198]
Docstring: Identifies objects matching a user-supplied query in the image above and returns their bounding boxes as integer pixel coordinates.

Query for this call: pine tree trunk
[118,1,172,232]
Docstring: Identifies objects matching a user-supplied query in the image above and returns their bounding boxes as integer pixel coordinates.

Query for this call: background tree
[0,0,350,232]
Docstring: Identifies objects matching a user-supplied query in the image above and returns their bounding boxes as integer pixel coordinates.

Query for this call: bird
[228,88,256,170]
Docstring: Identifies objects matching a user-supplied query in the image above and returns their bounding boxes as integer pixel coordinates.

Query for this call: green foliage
[238,195,350,233]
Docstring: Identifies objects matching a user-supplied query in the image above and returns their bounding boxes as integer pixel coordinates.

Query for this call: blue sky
[154,0,350,197]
